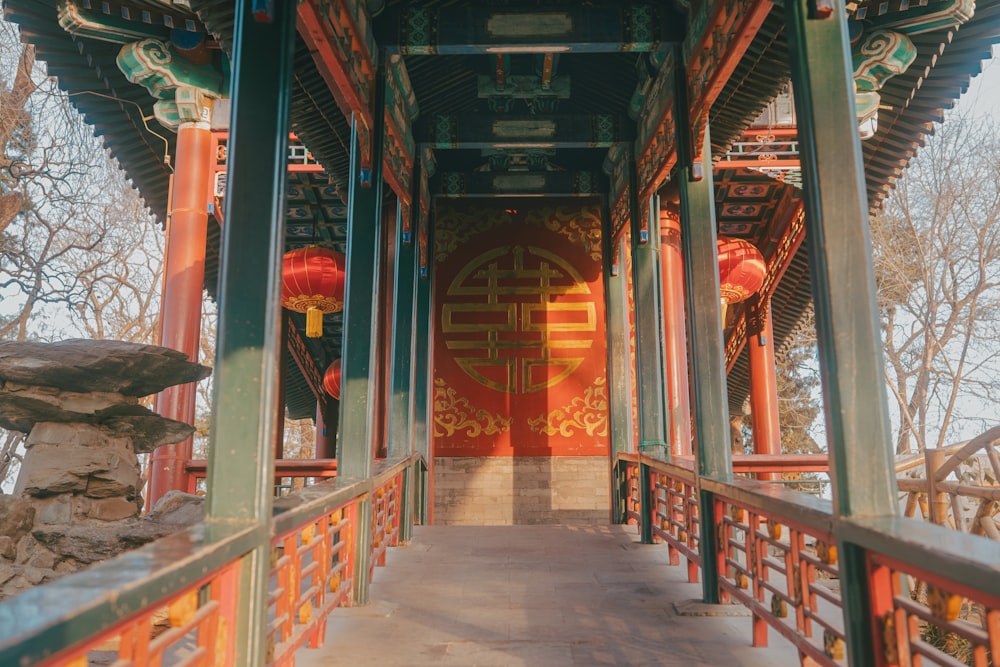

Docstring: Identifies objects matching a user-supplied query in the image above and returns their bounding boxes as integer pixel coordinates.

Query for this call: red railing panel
[269,501,355,665]
[868,551,1000,667]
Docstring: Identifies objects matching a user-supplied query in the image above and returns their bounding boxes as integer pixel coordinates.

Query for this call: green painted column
[411,232,433,524]
[673,79,730,485]
[785,0,898,663]
[388,201,417,461]
[630,160,669,543]
[204,0,296,664]
[678,125,731,605]
[674,58,732,601]
[631,191,669,464]
[339,60,387,603]
[389,200,418,542]
[603,218,633,524]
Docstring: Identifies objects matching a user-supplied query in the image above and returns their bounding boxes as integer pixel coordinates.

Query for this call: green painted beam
[204,0,297,663]
[785,1,899,663]
[385,3,679,54]
[434,170,607,197]
[421,114,633,149]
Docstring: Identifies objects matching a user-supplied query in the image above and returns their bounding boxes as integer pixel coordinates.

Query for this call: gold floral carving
[529,205,603,261]
[433,379,512,437]
[434,209,512,261]
[435,204,604,263]
[528,377,608,437]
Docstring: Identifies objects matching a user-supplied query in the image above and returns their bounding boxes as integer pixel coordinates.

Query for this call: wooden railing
[0,455,418,667]
[619,452,1000,666]
[185,459,339,495]
[896,427,1000,541]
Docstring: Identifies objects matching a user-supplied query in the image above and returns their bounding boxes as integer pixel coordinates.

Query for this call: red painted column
[748,296,781,480]
[659,207,693,456]
[274,317,287,461]
[149,122,212,506]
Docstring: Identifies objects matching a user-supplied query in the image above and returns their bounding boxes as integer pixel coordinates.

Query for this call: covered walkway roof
[6,0,1000,414]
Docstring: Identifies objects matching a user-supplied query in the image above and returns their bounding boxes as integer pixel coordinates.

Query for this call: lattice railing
[620,452,1000,667]
[370,471,402,574]
[650,467,701,583]
[269,501,355,665]
[713,492,845,665]
[0,455,420,667]
[625,461,642,526]
[869,551,1000,667]
[31,560,242,667]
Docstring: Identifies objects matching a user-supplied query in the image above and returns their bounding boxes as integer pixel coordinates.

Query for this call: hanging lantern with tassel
[323,358,342,400]
[281,246,346,338]
[717,237,765,324]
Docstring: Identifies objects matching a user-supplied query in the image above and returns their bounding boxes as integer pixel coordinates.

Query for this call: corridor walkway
[299,524,800,666]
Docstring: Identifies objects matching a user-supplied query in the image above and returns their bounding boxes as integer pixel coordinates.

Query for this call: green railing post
[785,0,899,663]
[603,208,633,523]
[204,1,296,663]
[674,49,732,602]
[339,58,387,604]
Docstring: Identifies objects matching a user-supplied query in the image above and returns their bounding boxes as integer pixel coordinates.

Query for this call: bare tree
[1,20,165,487]
[2,22,164,343]
[872,113,1000,454]
[68,180,164,343]
[775,310,822,456]
[0,30,35,238]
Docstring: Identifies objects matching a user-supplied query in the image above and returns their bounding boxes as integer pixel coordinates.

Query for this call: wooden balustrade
[621,452,1000,666]
[868,551,1000,666]
[649,464,702,584]
[711,489,845,665]
[185,459,339,495]
[370,472,402,575]
[0,455,421,667]
[268,501,356,665]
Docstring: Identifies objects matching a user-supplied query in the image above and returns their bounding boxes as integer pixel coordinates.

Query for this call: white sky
[955,46,1000,118]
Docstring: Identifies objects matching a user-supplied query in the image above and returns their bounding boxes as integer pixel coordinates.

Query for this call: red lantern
[282,246,345,338]
[323,358,342,400]
[717,237,765,305]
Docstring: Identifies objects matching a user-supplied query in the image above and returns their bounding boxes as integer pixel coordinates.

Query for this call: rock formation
[0,340,210,600]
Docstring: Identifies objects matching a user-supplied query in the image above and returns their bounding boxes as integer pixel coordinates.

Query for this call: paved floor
[298,524,802,666]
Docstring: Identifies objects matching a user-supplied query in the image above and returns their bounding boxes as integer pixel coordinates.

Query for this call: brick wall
[433,456,610,525]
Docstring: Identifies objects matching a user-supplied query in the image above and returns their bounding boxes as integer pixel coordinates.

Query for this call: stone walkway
[298,524,802,666]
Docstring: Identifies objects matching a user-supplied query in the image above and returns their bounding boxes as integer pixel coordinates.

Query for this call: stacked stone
[0,340,210,599]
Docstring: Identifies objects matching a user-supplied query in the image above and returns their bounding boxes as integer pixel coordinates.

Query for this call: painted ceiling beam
[433,171,607,197]
[419,115,634,149]
[383,3,681,55]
